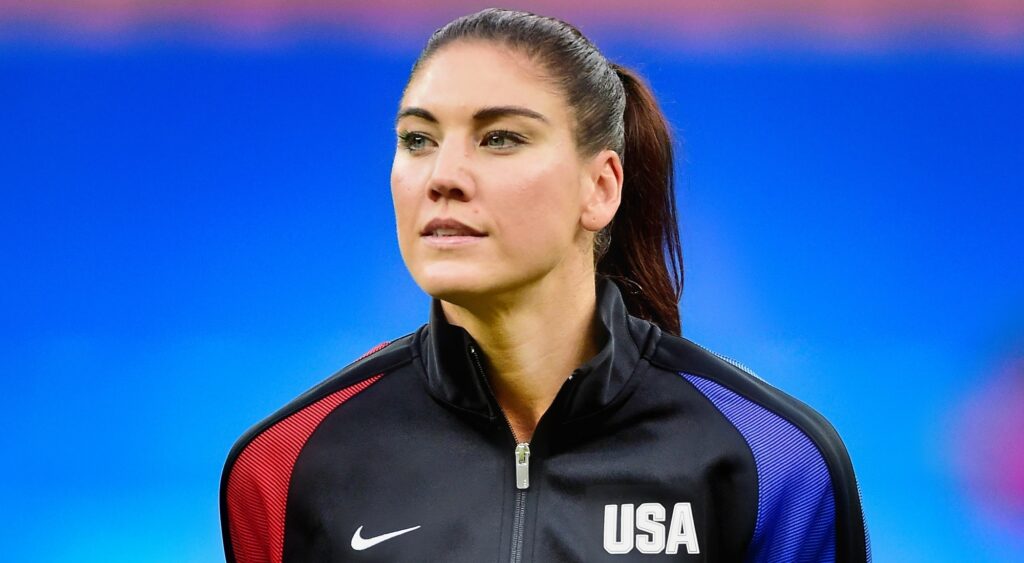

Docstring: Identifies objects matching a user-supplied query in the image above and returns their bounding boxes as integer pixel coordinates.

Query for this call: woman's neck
[440,274,601,443]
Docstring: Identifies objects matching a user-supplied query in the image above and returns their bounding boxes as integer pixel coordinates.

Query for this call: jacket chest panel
[283,381,514,561]
[279,368,755,561]
[523,437,743,561]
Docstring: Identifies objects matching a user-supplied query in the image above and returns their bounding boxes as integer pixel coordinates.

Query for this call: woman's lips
[420,217,487,248]
[421,217,486,237]
[420,233,487,248]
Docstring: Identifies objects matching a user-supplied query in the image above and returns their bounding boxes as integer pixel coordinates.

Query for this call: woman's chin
[418,278,491,302]
[413,264,522,304]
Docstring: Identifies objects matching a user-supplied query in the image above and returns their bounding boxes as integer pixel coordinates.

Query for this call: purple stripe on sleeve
[682,373,836,563]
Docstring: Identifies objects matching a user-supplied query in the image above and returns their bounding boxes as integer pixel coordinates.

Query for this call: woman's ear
[580,149,624,232]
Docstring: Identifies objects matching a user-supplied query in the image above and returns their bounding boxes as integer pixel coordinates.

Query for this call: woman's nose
[427,138,475,202]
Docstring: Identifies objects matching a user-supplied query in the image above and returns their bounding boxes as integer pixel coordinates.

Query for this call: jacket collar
[415,277,661,422]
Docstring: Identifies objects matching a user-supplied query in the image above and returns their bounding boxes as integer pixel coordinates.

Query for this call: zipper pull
[514,442,531,490]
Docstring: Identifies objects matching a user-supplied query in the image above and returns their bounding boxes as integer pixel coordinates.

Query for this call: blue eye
[484,130,526,149]
[396,130,526,154]
[397,131,432,153]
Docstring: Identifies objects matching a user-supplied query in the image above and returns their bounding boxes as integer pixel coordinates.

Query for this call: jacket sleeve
[742,449,871,563]
[738,418,872,563]
[219,356,390,563]
[680,372,871,562]
[220,441,281,563]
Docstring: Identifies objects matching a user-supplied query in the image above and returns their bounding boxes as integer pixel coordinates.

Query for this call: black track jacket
[220,278,870,562]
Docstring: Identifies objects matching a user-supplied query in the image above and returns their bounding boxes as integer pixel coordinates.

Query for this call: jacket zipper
[467,343,530,563]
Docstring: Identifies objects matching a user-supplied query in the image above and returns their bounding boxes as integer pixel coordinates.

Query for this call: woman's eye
[483,130,526,150]
[397,132,432,153]
[398,130,525,153]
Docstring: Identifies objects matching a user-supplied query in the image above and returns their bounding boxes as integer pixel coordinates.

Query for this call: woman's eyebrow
[395,105,549,127]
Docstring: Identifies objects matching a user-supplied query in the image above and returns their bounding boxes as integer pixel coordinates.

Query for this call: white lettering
[665,502,700,555]
[603,504,634,554]
[634,503,666,554]
[603,502,700,555]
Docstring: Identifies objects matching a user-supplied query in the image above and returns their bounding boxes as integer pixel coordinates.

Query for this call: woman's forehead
[399,42,567,125]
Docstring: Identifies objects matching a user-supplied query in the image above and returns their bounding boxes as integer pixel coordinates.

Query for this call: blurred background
[2,1,1022,561]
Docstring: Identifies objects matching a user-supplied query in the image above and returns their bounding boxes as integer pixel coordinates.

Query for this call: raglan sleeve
[220,436,280,563]
[741,419,871,563]
[678,343,871,562]
[681,370,870,562]
[219,341,394,563]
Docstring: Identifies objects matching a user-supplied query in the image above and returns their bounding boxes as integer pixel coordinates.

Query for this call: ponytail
[598,64,683,336]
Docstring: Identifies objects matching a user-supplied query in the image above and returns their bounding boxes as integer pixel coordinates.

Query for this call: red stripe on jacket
[225,341,390,563]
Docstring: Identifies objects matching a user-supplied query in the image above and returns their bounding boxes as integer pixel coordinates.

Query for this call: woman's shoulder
[219,331,417,487]
[648,331,870,560]
[218,332,421,560]
[649,332,848,457]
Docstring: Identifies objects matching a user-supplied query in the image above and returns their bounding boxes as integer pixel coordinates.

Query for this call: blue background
[2,24,1023,563]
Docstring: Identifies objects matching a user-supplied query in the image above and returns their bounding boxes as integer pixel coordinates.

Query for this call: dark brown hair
[406,8,684,335]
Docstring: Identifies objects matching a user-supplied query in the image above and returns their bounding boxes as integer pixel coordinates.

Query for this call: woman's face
[391,41,613,304]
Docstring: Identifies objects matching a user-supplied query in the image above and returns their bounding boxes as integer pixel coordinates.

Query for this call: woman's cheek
[502,203,558,262]
[390,192,418,263]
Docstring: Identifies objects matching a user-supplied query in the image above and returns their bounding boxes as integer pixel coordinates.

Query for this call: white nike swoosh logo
[350,525,421,550]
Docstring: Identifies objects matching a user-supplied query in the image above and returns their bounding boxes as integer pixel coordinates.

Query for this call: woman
[220,8,870,562]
